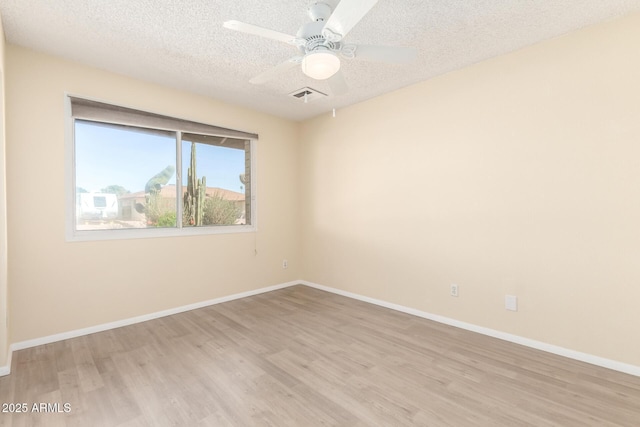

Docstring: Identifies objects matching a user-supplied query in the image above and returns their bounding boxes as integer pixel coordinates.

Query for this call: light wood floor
[1,285,639,426]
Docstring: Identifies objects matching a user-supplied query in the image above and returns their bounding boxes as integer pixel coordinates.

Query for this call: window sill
[66,224,256,242]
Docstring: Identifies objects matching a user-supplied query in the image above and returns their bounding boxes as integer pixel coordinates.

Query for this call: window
[67,96,257,241]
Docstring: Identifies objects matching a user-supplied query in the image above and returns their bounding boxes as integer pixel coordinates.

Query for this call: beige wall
[5,46,300,343]
[300,12,640,366]
[0,15,8,367]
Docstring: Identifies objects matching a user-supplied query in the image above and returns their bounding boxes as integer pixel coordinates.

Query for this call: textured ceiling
[1,0,639,121]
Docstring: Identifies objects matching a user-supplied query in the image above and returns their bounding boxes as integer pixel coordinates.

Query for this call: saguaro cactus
[145,165,175,195]
[184,142,206,226]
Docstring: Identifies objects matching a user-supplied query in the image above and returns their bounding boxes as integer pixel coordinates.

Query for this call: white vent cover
[288,87,327,102]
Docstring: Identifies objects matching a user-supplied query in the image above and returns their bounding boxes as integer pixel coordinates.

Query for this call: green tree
[101,184,129,197]
[156,211,177,227]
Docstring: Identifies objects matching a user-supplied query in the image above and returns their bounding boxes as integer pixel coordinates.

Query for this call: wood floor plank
[1,285,640,426]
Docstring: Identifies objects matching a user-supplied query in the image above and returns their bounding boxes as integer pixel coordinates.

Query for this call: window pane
[74,120,177,230]
[181,135,248,227]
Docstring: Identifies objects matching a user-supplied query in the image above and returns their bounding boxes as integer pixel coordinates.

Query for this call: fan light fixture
[302,50,340,80]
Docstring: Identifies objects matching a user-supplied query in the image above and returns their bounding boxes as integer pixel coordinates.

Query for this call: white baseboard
[300,280,640,378]
[0,354,9,376]
[0,280,299,376]
[2,279,639,378]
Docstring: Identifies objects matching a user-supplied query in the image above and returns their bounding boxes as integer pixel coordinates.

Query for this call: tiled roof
[119,185,244,201]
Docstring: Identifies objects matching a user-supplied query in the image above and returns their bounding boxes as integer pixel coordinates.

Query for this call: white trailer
[76,193,118,220]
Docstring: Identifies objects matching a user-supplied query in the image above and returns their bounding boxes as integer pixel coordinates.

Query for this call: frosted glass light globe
[302,51,340,80]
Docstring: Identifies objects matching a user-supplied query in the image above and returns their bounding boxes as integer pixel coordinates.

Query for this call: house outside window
[66,96,257,241]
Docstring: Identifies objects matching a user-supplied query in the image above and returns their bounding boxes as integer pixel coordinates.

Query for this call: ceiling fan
[223,0,417,95]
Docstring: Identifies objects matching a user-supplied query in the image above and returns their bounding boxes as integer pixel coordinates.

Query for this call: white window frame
[65,94,257,242]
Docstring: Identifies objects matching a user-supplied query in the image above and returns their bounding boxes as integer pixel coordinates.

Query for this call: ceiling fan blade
[223,20,302,46]
[352,45,417,63]
[249,57,303,85]
[327,69,348,95]
[322,0,379,42]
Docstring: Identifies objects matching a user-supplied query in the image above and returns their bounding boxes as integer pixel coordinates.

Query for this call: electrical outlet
[505,295,518,311]
[282,259,288,269]
[450,284,459,297]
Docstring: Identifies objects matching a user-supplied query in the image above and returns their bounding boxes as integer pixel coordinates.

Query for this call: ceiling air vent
[288,87,327,102]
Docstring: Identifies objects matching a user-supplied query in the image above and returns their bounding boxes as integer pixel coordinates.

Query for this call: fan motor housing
[297,21,340,54]
[297,20,324,40]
